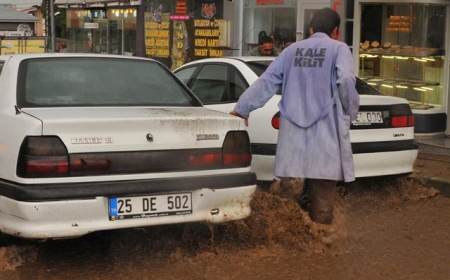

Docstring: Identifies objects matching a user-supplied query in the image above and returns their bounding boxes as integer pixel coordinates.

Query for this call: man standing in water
[230,8,360,224]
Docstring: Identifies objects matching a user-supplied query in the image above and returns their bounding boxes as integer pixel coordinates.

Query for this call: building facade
[54,0,450,137]
[0,4,45,54]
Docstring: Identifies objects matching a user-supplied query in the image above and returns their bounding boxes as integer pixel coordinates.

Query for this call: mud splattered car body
[0,54,256,239]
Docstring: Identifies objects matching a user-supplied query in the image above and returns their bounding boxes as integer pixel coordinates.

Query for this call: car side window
[174,66,197,85]
[230,67,248,101]
[190,64,227,104]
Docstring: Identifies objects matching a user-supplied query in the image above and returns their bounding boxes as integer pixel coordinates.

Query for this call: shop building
[54,0,230,69]
[0,4,45,54]
[54,0,450,137]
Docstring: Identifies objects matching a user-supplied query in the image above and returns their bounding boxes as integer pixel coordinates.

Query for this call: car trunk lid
[21,107,243,153]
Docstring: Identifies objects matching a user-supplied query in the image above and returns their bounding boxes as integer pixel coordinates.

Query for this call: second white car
[174,56,419,181]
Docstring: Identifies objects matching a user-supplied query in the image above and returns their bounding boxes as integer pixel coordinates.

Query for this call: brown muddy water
[0,176,448,280]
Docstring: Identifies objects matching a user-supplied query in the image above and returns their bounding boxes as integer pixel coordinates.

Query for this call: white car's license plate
[109,193,192,220]
[353,111,383,125]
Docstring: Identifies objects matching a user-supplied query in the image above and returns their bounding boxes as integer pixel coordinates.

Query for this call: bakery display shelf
[360,77,439,109]
[410,103,434,110]
[361,77,440,88]
[360,49,444,57]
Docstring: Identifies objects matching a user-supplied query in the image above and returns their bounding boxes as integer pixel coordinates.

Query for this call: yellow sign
[1,38,46,55]
[145,12,170,58]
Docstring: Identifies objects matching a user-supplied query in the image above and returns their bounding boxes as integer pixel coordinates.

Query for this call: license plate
[352,111,383,126]
[109,193,192,220]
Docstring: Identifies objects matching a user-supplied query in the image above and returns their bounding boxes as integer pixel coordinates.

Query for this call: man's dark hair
[259,35,274,45]
[309,8,341,36]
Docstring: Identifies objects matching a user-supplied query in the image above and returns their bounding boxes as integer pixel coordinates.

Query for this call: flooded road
[0,173,448,280]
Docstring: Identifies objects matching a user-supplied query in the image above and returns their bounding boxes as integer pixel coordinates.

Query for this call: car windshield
[17,57,201,108]
[246,60,380,96]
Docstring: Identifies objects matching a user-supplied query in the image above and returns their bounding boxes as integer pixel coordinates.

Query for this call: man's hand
[229,110,249,127]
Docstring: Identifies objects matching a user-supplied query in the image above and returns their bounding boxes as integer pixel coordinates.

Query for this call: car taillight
[222,131,252,167]
[188,131,251,168]
[18,133,252,178]
[391,104,414,128]
[17,137,114,178]
[272,112,280,129]
[17,136,69,178]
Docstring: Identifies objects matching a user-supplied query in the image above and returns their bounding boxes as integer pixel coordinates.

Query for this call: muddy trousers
[306,179,337,225]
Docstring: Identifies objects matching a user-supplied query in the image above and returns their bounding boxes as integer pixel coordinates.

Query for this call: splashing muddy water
[0,175,447,279]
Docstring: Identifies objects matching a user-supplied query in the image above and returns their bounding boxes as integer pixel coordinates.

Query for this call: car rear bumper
[0,173,256,239]
[251,154,277,181]
[353,149,418,177]
[0,185,256,239]
[251,140,418,181]
[0,172,256,201]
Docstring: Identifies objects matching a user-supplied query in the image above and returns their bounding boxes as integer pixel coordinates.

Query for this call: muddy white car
[174,57,419,181]
[0,54,256,239]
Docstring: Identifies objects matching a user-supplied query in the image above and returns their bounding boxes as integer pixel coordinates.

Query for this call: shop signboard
[0,38,46,55]
[0,31,26,37]
[144,0,225,69]
[256,0,284,5]
[84,23,100,29]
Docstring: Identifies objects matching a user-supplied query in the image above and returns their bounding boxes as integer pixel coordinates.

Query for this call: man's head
[309,8,341,39]
[258,36,275,56]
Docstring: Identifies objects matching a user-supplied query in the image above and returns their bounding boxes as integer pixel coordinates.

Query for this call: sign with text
[0,38,46,54]
[145,12,171,57]
[256,0,284,5]
[193,19,222,58]
[84,22,99,29]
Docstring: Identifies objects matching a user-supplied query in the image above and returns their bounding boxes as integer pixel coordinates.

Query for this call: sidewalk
[416,134,450,157]
[412,134,450,197]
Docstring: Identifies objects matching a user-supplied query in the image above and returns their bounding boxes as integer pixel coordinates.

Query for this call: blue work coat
[234,32,360,182]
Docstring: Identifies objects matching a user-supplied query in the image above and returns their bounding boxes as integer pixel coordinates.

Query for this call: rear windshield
[244,60,281,95]
[245,61,273,77]
[246,60,380,96]
[17,57,201,107]
[356,78,381,95]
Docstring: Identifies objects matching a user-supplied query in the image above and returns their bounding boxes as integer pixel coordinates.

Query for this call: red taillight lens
[392,116,414,127]
[223,152,252,165]
[17,136,69,178]
[189,153,222,166]
[391,116,408,127]
[70,158,112,171]
[408,115,414,127]
[391,105,414,128]
[271,113,280,129]
[25,159,69,174]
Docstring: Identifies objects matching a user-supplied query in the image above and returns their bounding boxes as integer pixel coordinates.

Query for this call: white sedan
[0,53,256,239]
[174,57,419,181]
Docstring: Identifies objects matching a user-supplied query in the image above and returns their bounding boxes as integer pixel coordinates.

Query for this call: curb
[408,174,450,197]
[417,143,450,157]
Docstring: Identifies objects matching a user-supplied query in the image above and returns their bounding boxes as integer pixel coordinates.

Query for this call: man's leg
[308,179,337,225]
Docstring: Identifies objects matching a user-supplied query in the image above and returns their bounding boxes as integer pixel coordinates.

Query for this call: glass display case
[358,3,446,111]
[360,49,444,110]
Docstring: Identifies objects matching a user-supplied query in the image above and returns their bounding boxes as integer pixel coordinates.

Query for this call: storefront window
[243,2,297,55]
[64,8,136,55]
[359,3,446,110]
[107,9,137,55]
